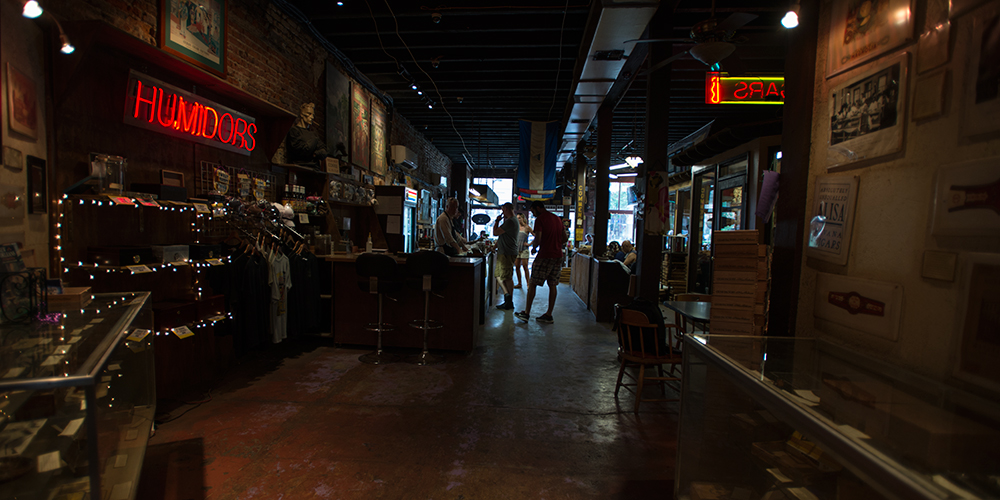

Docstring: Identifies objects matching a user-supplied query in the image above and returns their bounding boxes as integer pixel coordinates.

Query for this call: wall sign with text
[705,73,784,105]
[806,175,860,266]
[123,70,257,156]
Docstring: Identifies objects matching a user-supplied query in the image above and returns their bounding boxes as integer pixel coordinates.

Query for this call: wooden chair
[673,293,711,335]
[614,305,683,413]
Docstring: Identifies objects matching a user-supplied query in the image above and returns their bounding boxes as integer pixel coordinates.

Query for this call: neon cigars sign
[123,70,257,156]
[705,73,784,105]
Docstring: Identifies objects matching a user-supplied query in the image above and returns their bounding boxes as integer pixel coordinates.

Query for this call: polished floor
[138,284,679,499]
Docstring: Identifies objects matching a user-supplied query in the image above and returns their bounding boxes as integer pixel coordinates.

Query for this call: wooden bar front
[328,255,483,351]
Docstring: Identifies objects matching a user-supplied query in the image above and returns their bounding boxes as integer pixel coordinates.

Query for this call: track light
[410,83,418,90]
[60,34,75,54]
[417,90,423,95]
[23,0,42,18]
[782,3,800,29]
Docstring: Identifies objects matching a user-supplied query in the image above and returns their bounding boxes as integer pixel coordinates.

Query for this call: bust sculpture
[286,103,328,166]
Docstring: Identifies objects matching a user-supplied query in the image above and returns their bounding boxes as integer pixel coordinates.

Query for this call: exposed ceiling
[283,0,789,177]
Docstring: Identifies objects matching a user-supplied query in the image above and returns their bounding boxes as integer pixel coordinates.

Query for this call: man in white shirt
[435,197,467,256]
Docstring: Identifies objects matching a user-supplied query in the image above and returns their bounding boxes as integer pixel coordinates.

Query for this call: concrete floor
[139,284,679,499]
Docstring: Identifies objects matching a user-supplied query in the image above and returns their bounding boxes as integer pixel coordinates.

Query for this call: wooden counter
[326,254,483,351]
[570,253,631,322]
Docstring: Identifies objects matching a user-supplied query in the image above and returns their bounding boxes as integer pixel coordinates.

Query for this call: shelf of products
[676,335,1000,500]
[0,293,154,500]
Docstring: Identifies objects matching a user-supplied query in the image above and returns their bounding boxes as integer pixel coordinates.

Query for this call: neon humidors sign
[123,70,257,155]
[705,73,784,105]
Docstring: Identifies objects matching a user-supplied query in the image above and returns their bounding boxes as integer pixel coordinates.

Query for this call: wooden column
[768,0,818,336]
[593,106,612,258]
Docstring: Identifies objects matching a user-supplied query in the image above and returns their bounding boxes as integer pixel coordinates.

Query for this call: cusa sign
[705,72,784,105]
[124,70,257,155]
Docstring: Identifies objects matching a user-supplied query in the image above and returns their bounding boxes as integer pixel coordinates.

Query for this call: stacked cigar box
[711,229,768,336]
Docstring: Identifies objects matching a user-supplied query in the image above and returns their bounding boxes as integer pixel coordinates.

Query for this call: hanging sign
[254,178,266,201]
[214,167,230,195]
[123,70,257,155]
[705,73,785,104]
[238,174,251,198]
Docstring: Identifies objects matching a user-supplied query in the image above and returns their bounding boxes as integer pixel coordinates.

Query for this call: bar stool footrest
[364,323,395,332]
[359,351,399,365]
[408,319,444,330]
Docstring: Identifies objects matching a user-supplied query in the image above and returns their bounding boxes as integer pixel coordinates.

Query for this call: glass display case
[676,335,1000,500]
[0,293,154,500]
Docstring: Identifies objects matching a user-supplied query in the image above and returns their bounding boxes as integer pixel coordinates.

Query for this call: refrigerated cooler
[374,186,418,253]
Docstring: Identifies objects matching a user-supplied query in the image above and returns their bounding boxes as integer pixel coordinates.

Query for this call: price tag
[207,314,226,322]
[136,198,159,207]
[111,197,135,205]
[206,259,224,266]
[172,326,194,339]
[298,213,310,224]
[127,329,150,342]
[171,261,190,267]
[127,265,152,274]
[193,203,211,214]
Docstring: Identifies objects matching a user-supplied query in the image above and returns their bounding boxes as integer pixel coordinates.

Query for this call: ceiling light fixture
[625,155,642,168]
[337,1,344,5]
[782,3,800,29]
[410,83,418,90]
[22,0,42,18]
[59,33,75,54]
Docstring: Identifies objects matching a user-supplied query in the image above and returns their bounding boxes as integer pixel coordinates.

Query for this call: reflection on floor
[138,284,679,499]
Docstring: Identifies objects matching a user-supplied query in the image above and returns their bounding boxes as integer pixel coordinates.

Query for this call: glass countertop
[0,293,150,389]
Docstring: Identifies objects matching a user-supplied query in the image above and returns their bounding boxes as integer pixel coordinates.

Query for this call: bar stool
[356,253,401,364]
[405,251,450,365]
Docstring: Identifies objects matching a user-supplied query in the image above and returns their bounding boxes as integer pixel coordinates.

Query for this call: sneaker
[498,302,515,310]
[514,284,522,289]
[514,311,529,321]
[536,314,554,324]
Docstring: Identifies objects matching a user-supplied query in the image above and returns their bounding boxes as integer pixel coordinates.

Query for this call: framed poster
[954,253,1000,392]
[326,62,351,160]
[806,175,860,266]
[160,0,227,77]
[827,0,913,77]
[930,157,1000,237]
[26,156,45,214]
[960,2,1000,139]
[828,52,909,169]
[351,83,371,169]
[6,63,38,139]
[370,100,387,176]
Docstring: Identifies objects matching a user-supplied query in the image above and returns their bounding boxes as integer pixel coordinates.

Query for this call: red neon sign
[705,72,784,105]
[124,70,257,155]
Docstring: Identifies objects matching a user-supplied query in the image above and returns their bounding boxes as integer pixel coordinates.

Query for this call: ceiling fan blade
[645,50,690,74]
[718,52,748,77]
[717,12,758,32]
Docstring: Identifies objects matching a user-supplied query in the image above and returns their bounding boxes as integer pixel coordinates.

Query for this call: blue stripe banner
[517,120,560,200]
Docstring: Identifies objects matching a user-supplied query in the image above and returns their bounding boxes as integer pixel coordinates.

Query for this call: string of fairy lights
[54,194,237,338]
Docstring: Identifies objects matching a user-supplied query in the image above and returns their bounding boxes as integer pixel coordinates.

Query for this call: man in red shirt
[515,201,567,323]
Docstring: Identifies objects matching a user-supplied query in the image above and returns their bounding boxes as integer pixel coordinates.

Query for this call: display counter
[676,335,1000,500]
[0,292,155,500]
[570,253,631,322]
[327,254,483,351]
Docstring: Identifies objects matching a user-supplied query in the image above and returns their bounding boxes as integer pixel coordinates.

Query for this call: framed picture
[351,83,371,169]
[827,0,914,77]
[370,100,387,176]
[26,156,45,214]
[828,52,909,169]
[325,62,351,160]
[159,0,227,77]
[6,63,38,139]
[161,169,185,187]
[954,253,1000,392]
[959,1,1000,139]
[930,157,1000,237]
[806,175,860,266]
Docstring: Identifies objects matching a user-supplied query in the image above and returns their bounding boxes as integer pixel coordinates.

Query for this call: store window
[469,178,514,241]
[608,180,637,245]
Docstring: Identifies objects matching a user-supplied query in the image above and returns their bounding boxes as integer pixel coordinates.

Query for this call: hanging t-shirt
[269,252,292,343]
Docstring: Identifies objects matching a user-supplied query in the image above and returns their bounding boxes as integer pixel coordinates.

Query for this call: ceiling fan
[631,7,758,76]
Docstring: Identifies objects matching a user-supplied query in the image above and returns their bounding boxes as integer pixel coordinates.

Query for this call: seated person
[615,240,637,271]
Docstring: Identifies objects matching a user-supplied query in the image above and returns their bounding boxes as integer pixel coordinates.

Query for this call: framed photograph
[26,156,45,214]
[828,52,909,169]
[351,82,370,169]
[325,62,351,160]
[954,253,1000,392]
[159,0,227,77]
[959,1,1000,139]
[806,175,860,266]
[6,63,38,139]
[930,156,1000,237]
[827,0,914,77]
